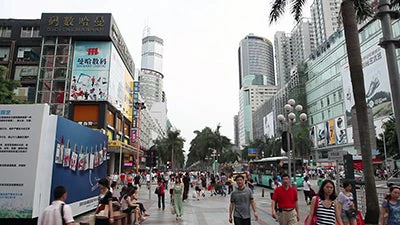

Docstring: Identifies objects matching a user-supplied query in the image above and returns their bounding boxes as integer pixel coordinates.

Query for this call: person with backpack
[37,186,75,225]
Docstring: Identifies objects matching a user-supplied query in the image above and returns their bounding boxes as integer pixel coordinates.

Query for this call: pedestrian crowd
[37,170,400,225]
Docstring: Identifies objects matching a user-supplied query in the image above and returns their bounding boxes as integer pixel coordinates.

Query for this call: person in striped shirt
[306,180,343,225]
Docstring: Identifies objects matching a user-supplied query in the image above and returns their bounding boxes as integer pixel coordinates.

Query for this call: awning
[353,158,383,170]
[108,140,144,156]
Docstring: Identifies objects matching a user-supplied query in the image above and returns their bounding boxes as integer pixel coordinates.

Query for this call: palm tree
[269,0,382,222]
[155,129,185,170]
[186,125,232,168]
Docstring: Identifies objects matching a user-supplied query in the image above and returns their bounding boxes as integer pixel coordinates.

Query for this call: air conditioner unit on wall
[13,87,29,100]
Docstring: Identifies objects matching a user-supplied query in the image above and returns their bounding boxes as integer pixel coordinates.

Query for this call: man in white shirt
[37,186,75,225]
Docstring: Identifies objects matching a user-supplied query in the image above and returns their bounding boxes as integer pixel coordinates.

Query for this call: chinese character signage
[70,41,111,102]
[40,13,111,37]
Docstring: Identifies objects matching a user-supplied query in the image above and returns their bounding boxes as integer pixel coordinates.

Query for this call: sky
[1,0,312,153]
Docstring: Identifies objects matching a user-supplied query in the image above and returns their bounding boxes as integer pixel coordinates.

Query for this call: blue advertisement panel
[51,117,107,213]
[70,41,111,101]
[248,148,258,157]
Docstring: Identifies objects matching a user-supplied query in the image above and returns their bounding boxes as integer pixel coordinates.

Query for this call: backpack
[60,204,66,225]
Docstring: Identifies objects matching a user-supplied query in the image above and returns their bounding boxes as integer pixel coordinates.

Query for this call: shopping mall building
[0,13,144,173]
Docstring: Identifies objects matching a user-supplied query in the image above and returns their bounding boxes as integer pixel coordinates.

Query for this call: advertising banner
[0,104,55,218]
[316,123,327,148]
[51,117,107,215]
[108,45,125,112]
[248,148,258,157]
[263,112,274,137]
[70,41,111,102]
[327,119,336,146]
[342,46,393,143]
[309,126,317,148]
[335,116,347,145]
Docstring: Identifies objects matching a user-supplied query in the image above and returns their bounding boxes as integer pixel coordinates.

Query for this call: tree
[186,125,232,168]
[377,117,398,159]
[155,129,185,170]
[0,66,21,104]
[269,0,383,222]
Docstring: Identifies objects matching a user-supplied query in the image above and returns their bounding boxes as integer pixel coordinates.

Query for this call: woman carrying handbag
[95,178,114,225]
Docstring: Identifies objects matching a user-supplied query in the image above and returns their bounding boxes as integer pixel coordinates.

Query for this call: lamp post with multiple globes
[277,99,308,186]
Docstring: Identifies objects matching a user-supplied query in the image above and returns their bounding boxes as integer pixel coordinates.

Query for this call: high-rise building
[238,34,276,147]
[238,85,277,147]
[310,0,341,49]
[275,19,314,90]
[238,34,275,88]
[138,34,168,133]
[274,31,292,90]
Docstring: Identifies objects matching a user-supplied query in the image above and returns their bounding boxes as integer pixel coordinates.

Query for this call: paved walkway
[126,183,312,225]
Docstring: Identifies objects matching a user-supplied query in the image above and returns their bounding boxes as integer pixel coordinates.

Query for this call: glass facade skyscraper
[238,34,276,147]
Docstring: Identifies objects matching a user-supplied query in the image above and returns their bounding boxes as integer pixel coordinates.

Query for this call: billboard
[0,104,55,218]
[0,104,108,219]
[335,116,347,145]
[248,148,259,157]
[326,119,336,146]
[51,117,107,215]
[316,122,327,148]
[108,45,133,120]
[70,41,111,102]
[342,46,393,143]
[309,126,317,148]
[263,112,274,137]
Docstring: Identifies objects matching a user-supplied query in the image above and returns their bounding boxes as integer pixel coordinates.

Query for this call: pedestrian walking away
[303,176,312,205]
[337,182,356,225]
[37,186,76,225]
[173,176,184,221]
[379,185,400,225]
[271,174,299,225]
[306,180,343,225]
[229,174,259,225]
[157,178,166,210]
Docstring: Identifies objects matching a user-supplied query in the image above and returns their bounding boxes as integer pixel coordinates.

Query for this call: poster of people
[335,116,347,145]
[70,42,111,101]
[317,123,327,148]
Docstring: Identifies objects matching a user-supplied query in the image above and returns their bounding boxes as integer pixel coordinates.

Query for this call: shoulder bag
[304,196,319,225]
[95,203,110,219]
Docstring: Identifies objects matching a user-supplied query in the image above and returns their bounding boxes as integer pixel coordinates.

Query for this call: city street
[77,182,315,225]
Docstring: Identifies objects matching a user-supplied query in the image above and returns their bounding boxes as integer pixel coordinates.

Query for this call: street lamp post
[278,99,308,187]
[134,102,146,173]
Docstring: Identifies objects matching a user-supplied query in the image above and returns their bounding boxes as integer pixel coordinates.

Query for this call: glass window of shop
[16,47,41,62]
[0,47,10,62]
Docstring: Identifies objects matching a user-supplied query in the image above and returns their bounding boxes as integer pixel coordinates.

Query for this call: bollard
[262,188,264,197]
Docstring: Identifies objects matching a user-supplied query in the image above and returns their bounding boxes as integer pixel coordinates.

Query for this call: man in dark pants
[229,175,259,225]
[182,172,190,201]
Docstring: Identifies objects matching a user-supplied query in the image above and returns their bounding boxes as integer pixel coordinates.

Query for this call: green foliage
[241,136,282,161]
[269,0,374,24]
[186,125,232,167]
[378,117,398,158]
[0,66,22,104]
[154,129,185,169]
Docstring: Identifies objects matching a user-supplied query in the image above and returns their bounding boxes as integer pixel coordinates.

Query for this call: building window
[0,47,10,61]
[17,47,40,62]
[20,26,40,38]
[0,26,11,38]
[14,66,39,80]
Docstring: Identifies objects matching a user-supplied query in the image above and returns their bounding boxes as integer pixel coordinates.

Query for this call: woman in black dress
[95,178,114,225]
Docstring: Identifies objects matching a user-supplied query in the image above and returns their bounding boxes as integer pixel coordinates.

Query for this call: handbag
[345,208,357,218]
[304,196,319,225]
[95,204,109,219]
[154,187,160,194]
[310,188,316,196]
